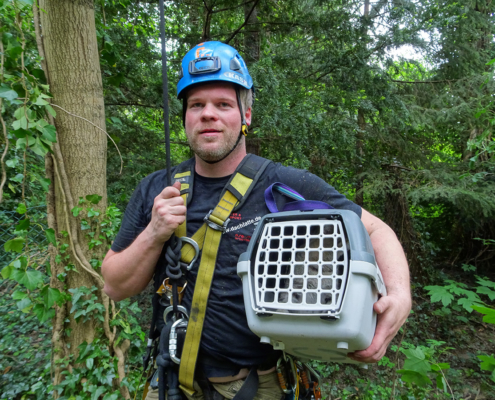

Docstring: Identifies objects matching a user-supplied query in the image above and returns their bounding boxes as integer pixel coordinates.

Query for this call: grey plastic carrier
[237,210,386,363]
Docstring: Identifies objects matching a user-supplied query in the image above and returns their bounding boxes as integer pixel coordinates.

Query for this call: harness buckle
[204,209,230,232]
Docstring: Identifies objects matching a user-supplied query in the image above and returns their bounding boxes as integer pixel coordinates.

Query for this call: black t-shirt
[112,157,361,368]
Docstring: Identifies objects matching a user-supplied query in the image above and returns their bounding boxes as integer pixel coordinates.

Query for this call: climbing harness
[143,155,270,399]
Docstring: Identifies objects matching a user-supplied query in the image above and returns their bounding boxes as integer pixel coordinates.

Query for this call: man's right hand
[146,181,186,244]
[102,181,187,301]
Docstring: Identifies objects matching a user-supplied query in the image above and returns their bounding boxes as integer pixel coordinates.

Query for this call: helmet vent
[230,58,242,73]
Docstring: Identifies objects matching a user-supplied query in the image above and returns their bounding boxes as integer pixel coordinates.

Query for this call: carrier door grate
[253,220,349,316]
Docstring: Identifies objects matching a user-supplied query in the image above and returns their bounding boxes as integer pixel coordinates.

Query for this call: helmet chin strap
[183,87,248,165]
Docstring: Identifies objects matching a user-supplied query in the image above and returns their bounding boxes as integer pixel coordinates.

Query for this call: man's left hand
[347,293,410,363]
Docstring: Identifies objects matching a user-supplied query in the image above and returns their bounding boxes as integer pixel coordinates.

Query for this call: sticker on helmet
[223,72,247,86]
[196,46,213,58]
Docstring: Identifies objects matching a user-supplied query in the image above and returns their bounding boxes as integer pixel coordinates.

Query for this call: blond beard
[187,129,242,163]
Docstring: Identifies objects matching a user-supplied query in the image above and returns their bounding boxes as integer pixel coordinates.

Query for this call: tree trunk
[37,0,119,394]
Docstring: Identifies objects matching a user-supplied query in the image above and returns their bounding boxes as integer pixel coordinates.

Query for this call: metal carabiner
[285,354,298,393]
[276,357,292,394]
[163,304,189,323]
[179,236,200,271]
[169,318,188,364]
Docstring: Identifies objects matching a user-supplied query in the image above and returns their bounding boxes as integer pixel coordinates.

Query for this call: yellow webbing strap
[174,171,191,238]
[178,173,253,394]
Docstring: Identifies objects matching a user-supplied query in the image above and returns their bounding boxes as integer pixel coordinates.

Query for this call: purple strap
[264,182,333,213]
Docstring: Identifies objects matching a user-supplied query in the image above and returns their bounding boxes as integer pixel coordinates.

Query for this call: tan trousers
[145,371,284,400]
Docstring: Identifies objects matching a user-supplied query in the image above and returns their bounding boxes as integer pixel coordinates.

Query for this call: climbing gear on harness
[177,42,254,164]
[237,183,387,365]
[178,155,270,395]
[145,154,270,400]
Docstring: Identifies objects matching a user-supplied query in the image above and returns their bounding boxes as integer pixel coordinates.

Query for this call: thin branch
[392,79,459,84]
[50,103,124,174]
[202,0,211,12]
[224,0,260,44]
[106,102,162,109]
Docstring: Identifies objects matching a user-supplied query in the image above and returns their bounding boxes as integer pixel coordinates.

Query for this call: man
[102,42,411,400]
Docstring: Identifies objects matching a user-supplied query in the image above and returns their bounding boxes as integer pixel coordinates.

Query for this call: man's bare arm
[348,208,412,363]
[102,182,186,302]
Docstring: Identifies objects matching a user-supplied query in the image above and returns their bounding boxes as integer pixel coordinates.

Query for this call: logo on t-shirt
[231,213,241,220]
[225,216,261,235]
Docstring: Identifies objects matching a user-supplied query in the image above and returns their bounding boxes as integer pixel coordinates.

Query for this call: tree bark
[38,0,113,394]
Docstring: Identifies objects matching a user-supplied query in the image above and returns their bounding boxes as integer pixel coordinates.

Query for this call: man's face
[184,82,251,163]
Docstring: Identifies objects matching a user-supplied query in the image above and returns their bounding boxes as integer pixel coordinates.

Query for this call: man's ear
[245,107,252,126]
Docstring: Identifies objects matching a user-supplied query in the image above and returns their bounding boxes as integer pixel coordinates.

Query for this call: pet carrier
[237,209,386,363]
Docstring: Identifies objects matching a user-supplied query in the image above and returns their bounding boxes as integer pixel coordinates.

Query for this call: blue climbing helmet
[177,41,253,99]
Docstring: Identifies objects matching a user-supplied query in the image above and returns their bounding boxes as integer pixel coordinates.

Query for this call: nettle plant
[1,197,146,399]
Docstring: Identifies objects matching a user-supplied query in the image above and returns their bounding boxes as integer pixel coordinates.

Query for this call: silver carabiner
[180,237,200,271]
[169,318,188,364]
[163,305,189,323]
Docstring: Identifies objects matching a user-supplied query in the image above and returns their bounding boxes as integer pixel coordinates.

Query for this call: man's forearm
[102,226,164,301]
[361,209,411,303]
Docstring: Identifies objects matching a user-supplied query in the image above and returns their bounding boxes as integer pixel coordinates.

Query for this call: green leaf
[476,277,495,289]
[6,158,19,168]
[15,218,30,232]
[431,363,450,371]
[436,374,448,392]
[17,297,32,311]
[103,393,119,400]
[45,287,63,307]
[11,173,24,183]
[41,124,57,142]
[18,269,44,290]
[401,347,431,375]
[45,228,57,245]
[86,194,103,205]
[72,206,83,217]
[91,386,106,400]
[477,286,495,301]
[397,370,432,387]
[34,95,49,106]
[87,208,100,218]
[86,358,94,369]
[424,285,454,307]
[12,290,28,300]
[46,104,57,117]
[16,203,27,214]
[0,86,19,101]
[37,176,52,192]
[4,237,25,253]
[472,305,495,324]
[33,303,55,323]
[1,264,13,279]
[478,355,495,371]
